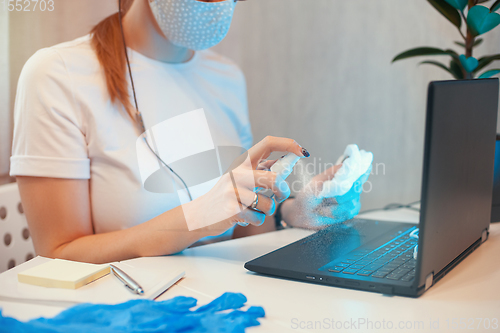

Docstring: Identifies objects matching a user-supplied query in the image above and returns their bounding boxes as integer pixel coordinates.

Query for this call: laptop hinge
[481,229,488,243]
[425,272,434,291]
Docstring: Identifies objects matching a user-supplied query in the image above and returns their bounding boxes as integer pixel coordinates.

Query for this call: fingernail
[301,148,310,158]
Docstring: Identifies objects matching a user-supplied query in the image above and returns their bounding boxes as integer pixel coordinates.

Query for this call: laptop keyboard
[324,227,418,282]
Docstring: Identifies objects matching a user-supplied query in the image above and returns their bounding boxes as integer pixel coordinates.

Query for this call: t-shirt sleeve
[10,48,90,179]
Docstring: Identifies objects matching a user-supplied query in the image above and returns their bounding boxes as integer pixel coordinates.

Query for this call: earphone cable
[118,0,192,201]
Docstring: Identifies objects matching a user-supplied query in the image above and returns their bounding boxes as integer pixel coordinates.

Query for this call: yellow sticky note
[18,259,110,289]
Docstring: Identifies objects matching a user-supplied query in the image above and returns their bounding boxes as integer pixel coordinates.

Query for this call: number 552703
[2,0,55,12]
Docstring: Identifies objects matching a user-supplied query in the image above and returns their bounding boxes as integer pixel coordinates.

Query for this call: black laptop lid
[417,79,499,289]
[491,135,500,222]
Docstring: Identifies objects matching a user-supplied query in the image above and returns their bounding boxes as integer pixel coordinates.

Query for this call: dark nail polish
[301,148,310,158]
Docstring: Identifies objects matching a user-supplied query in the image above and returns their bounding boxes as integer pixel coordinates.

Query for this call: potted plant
[392,0,500,80]
[393,0,500,223]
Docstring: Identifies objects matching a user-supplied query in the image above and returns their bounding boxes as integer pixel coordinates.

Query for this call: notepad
[0,256,185,305]
[18,259,110,290]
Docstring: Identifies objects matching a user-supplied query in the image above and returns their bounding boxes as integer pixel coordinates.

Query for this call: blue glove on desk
[0,292,265,333]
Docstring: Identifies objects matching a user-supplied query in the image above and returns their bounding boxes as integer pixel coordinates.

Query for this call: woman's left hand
[282,164,372,230]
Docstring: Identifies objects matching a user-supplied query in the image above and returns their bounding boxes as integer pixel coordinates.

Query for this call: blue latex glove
[330,165,372,220]
[0,292,265,333]
[294,165,372,229]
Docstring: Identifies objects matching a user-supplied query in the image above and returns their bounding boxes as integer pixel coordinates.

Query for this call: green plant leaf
[445,48,461,61]
[392,47,457,62]
[443,0,468,11]
[467,5,500,36]
[419,60,450,72]
[491,0,500,12]
[474,54,500,73]
[450,59,465,79]
[428,0,462,28]
[459,54,479,72]
[454,38,483,48]
[419,61,456,78]
[478,69,500,78]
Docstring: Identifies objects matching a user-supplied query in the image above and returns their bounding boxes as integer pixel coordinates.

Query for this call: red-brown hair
[90,0,135,119]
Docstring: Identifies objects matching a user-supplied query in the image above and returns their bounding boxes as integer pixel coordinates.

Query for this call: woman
[10,0,363,264]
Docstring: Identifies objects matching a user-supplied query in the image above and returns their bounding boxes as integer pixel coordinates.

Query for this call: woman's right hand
[184,136,307,235]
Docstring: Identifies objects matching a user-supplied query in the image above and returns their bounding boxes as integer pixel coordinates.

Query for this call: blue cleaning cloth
[0,292,265,333]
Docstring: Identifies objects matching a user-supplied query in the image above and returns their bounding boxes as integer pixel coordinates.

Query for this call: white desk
[1,209,499,332]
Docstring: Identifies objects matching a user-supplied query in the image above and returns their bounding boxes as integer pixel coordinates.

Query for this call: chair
[0,182,35,273]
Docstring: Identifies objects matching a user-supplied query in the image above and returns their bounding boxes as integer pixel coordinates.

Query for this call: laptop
[245,79,499,297]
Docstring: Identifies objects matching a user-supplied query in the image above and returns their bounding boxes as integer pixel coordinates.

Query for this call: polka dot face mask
[149,0,236,51]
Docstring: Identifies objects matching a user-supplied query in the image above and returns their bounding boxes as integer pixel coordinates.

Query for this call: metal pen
[110,264,144,295]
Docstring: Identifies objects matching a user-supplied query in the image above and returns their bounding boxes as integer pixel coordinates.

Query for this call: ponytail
[90,0,135,119]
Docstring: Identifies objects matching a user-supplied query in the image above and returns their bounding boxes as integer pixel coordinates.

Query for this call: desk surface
[1,209,499,332]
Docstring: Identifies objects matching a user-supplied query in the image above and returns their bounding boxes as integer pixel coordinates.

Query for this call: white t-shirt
[10,35,252,234]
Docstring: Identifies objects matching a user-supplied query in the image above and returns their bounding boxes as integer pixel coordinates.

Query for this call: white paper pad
[0,256,184,305]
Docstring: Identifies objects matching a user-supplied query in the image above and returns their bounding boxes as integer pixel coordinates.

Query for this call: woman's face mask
[149,0,237,51]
